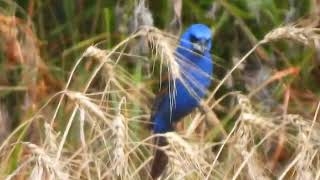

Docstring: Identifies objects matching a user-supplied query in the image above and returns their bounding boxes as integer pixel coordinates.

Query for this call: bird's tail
[150,136,169,179]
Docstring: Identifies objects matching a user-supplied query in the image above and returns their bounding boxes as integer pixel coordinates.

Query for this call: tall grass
[1,0,320,179]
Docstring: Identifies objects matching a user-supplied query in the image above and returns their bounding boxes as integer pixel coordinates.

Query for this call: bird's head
[180,24,213,55]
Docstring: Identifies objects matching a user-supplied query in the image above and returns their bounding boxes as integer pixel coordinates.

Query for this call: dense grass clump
[1,0,320,179]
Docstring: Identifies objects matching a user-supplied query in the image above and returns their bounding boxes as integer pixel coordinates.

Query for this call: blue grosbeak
[150,24,213,178]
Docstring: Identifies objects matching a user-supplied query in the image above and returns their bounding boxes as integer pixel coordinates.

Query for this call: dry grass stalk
[77,108,93,180]
[282,103,320,179]
[139,26,180,80]
[137,26,186,109]
[83,45,152,114]
[66,91,109,125]
[235,95,271,179]
[163,132,209,178]
[263,24,320,48]
[27,143,68,180]
[43,123,59,153]
[237,94,320,179]
[235,123,271,180]
[294,134,315,180]
[53,91,112,167]
[237,94,275,130]
[83,45,109,60]
[111,97,128,177]
[7,18,320,180]
[208,23,320,106]
[82,45,116,79]
[26,123,68,180]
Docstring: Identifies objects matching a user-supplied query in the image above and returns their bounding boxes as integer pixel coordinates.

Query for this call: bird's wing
[150,76,171,179]
[149,74,170,127]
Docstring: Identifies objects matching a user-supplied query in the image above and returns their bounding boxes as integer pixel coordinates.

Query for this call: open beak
[193,41,206,54]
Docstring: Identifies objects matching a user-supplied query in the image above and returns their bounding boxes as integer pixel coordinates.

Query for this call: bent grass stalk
[4,23,320,179]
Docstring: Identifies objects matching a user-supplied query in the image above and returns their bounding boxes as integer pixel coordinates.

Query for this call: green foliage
[1,0,320,179]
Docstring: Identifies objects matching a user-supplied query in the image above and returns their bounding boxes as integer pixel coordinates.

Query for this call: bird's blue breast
[153,48,213,133]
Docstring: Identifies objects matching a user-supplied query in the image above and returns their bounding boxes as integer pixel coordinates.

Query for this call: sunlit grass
[1,0,320,179]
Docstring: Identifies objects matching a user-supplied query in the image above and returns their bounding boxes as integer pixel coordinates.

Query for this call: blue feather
[150,24,214,179]
[152,24,214,133]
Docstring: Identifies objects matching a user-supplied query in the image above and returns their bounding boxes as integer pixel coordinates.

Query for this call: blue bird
[150,24,213,179]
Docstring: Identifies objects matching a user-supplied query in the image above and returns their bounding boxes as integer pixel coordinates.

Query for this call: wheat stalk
[263,24,320,48]
[111,97,128,177]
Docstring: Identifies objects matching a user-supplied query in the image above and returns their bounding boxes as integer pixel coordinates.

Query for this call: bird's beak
[193,41,206,54]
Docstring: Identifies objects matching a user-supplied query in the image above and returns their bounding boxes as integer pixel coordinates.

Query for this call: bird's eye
[190,35,197,44]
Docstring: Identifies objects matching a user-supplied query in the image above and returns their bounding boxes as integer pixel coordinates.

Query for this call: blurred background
[1,0,320,179]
